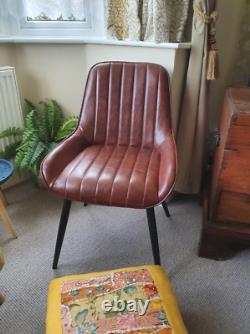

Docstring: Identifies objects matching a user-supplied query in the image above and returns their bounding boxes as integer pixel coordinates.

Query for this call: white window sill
[0,35,191,49]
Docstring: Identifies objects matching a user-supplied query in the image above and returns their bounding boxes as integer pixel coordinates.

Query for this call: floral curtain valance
[106,0,191,43]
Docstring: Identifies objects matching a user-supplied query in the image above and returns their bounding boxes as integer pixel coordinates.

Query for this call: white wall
[0,43,188,132]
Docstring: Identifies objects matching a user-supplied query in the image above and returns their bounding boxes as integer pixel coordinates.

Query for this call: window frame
[2,0,105,38]
[19,0,91,31]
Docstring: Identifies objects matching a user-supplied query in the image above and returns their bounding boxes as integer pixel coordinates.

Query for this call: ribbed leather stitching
[109,146,129,205]
[141,150,154,207]
[79,146,103,202]
[153,72,160,147]
[63,150,88,199]
[93,145,117,203]
[124,148,141,207]
[105,64,112,144]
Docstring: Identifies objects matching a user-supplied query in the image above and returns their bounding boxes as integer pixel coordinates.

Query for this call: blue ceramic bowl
[0,159,14,185]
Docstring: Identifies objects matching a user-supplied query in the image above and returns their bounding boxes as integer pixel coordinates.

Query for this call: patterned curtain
[106,0,191,42]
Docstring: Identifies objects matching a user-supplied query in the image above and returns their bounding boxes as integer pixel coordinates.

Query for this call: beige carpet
[0,181,249,333]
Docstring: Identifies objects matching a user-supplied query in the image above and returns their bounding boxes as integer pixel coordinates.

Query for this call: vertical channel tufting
[93,68,99,143]
[153,71,160,146]
[141,64,148,148]
[93,145,116,203]
[63,149,89,199]
[142,150,154,207]
[124,149,141,207]
[79,145,103,202]
[104,63,111,144]
[118,63,134,146]
[140,64,148,148]
[79,67,97,144]
[78,62,171,148]
[128,64,136,146]
[129,64,146,147]
[109,146,130,205]
[105,63,123,145]
[142,66,159,149]
[105,64,112,144]
[129,63,137,147]
[93,65,110,144]
[117,63,124,145]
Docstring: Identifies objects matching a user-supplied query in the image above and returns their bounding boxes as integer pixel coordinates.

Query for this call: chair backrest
[79,62,172,149]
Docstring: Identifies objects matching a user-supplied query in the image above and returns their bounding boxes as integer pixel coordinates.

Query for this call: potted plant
[0,99,78,184]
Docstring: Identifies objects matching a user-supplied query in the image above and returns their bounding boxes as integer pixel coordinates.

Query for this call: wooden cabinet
[199,87,250,260]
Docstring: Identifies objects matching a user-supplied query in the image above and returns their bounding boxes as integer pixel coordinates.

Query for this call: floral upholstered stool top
[46,265,188,334]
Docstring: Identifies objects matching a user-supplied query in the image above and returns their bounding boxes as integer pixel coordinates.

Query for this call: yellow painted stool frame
[0,187,17,239]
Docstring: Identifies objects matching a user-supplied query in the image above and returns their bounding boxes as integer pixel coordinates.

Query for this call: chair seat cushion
[52,144,167,208]
[46,265,187,334]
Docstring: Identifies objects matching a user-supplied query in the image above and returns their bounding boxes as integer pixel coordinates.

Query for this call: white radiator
[0,66,23,151]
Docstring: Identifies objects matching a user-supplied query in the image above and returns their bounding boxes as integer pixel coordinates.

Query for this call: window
[19,0,90,31]
[1,0,104,38]
[23,0,86,22]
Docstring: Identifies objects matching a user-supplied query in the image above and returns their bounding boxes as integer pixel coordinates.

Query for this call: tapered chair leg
[146,207,161,265]
[53,199,71,269]
[161,201,170,217]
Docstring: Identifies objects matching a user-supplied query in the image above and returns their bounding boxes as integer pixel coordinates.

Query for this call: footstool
[46,265,188,334]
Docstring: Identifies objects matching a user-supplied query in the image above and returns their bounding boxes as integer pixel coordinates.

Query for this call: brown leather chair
[41,62,177,269]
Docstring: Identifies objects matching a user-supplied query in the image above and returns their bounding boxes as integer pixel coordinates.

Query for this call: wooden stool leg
[0,198,17,239]
[0,187,8,207]
[0,293,5,305]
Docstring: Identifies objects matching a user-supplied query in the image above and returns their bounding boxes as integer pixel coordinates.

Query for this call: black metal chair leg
[52,199,72,269]
[161,201,170,217]
[146,207,161,265]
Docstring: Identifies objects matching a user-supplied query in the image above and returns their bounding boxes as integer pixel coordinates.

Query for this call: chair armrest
[40,128,88,188]
[158,133,177,201]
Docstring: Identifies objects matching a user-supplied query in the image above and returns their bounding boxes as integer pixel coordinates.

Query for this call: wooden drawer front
[216,192,250,224]
[220,149,250,194]
[226,125,250,149]
[232,113,250,127]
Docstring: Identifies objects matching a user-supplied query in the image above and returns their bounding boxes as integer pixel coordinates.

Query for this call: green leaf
[55,116,78,141]
[0,141,21,160]
[24,99,36,114]
[0,127,23,139]
[40,99,64,140]
[30,141,47,165]
[1,97,74,184]
[14,149,25,174]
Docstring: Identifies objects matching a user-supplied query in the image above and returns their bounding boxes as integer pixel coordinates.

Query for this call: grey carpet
[0,181,249,334]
